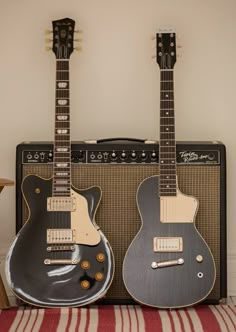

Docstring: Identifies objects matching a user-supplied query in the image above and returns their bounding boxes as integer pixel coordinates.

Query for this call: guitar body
[6,175,114,307]
[123,176,216,308]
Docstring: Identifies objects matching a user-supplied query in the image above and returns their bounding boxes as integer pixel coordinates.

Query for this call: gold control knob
[196,255,203,263]
[81,280,90,289]
[81,260,90,270]
[96,253,105,263]
[95,272,104,281]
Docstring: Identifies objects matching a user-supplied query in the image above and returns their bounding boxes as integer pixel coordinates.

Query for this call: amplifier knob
[151,152,157,159]
[121,152,126,159]
[141,152,146,159]
[131,152,136,159]
[111,152,117,159]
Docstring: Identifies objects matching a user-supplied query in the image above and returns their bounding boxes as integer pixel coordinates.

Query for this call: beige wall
[0,0,236,295]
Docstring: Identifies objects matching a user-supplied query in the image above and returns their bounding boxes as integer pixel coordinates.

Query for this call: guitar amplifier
[16,139,227,304]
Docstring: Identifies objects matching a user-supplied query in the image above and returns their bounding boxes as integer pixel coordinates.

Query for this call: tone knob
[96,253,105,262]
[95,272,104,281]
[196,255,203,263]
[81,260,90,269]
[81,280,90,289]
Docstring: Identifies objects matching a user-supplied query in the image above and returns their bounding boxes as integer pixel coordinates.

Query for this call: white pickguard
[160,187,198,223]
[70,189,101,245]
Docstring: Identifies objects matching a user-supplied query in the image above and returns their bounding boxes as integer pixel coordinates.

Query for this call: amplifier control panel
[22,146,220,165]
[22,149,159,164]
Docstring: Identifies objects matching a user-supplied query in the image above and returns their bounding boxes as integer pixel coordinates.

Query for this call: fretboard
[52,60,71,197]
[159,70,177,196]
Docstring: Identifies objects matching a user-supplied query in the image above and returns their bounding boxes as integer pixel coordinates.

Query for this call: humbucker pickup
[153,237,183,252]
[47,229,76,244]
[47,197,76,211]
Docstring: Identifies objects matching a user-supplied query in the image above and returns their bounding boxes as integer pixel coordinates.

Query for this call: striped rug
[0,305,235,332]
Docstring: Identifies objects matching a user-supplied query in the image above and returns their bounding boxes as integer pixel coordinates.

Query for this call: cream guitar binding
[6,18,114,307]
[123,30,216,308]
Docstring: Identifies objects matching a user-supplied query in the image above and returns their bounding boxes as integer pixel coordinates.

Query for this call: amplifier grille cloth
[22,164,220,301]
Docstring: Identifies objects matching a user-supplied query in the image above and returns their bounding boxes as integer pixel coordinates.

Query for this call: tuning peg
[75,46,82,51]
[45,29,52,35]
[75,30,83,34]
[45,38,52,43]
[45,46,52,51]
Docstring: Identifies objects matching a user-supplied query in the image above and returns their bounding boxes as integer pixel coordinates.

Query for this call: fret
[56,72,69,80]
[160,81,174,90]
[161,101,174,108]
[54,142,70,146]
[158,192,177,197]
[56,90,69,98]
[160,119,175,126]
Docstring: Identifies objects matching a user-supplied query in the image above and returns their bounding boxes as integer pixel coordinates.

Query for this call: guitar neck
[159,69,177,196]
[53,60,71,197]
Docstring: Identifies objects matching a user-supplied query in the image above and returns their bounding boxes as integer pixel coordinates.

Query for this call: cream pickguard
[160,186,198,223]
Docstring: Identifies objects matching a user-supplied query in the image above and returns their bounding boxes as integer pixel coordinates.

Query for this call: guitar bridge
[46,245,75,252]
[44,259,79,265]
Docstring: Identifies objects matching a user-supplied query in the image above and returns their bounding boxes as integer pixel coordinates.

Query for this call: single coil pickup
[44,259,79,265]
[47,245,76,252]
[153,237,183,252]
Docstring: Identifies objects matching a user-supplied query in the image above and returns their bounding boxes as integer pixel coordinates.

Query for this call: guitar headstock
[155,29,176,69]
[45,18,81,59]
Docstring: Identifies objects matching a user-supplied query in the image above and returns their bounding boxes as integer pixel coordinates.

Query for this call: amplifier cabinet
[16,140,227,304]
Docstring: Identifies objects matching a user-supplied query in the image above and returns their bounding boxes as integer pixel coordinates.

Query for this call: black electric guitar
[6,18,114,307]
[123,30,216,308]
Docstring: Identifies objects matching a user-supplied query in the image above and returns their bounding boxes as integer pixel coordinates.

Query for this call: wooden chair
[0,178,14,309]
